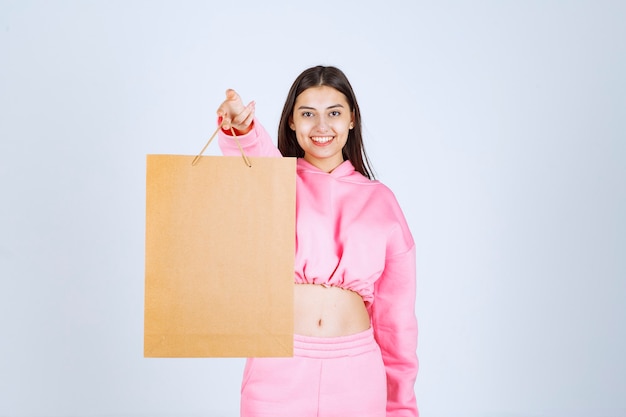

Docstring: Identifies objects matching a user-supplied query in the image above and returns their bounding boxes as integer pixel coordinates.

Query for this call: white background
[1,1,625,416]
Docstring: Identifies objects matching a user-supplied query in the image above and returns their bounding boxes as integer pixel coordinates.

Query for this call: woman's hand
[216,89,255,135]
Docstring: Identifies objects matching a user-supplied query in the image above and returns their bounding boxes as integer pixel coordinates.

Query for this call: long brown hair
[277,66,375,180]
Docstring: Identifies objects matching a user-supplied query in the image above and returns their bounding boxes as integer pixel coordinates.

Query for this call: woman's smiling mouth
[311,136,334,144]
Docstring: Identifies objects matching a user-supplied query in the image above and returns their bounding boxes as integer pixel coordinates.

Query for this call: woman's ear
[350,111,355,129]
[289,117,295,131]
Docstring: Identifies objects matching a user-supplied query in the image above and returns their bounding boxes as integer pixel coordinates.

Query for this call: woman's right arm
[217,117,281,157]
[216,89,281,157]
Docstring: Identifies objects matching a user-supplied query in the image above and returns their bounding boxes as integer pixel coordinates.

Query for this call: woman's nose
[315,116,329,131]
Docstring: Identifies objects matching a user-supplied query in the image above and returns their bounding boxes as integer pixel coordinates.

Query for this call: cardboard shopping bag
[144,154,296,358]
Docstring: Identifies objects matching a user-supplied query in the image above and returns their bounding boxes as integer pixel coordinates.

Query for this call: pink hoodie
[219,120,418,417]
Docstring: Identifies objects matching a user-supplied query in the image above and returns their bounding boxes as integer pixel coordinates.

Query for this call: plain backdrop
[1,1,625,416]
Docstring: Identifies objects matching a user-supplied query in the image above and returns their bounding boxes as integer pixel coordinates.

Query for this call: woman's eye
[329,110,341,117]
[302,111,313,117]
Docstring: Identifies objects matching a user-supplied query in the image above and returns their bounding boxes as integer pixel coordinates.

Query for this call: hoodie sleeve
[371,231,419,416]
[217,118,282,157]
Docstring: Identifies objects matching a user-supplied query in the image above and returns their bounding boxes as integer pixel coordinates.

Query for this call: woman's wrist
[231,121,254,136]
[219,118,254,136]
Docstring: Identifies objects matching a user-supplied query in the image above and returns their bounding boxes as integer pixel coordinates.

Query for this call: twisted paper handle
[191,120,252,167]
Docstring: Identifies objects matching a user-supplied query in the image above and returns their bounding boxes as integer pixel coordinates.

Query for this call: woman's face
[290,86,354,173]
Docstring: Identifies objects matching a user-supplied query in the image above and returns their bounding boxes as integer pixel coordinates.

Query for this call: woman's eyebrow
[297,104,345,110]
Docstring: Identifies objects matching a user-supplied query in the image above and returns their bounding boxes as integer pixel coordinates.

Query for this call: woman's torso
[218,124,414,339]
[294,283,371,337]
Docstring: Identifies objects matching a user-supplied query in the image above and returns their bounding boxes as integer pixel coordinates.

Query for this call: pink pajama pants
[240,327,387,417]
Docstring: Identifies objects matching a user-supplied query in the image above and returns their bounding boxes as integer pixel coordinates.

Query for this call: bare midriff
[293,283,371,337]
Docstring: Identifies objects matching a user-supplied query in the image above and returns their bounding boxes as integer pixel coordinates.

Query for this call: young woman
[216,66,418,417]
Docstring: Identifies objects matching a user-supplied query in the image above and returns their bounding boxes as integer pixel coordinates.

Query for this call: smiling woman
[277,66,375,180]
[289,86,355,173]
[215,65,418,417]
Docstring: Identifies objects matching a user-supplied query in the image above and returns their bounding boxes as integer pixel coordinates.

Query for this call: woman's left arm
[371,236,419,416]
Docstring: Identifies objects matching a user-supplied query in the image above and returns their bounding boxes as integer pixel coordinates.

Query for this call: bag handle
[191,120,252,167]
